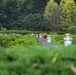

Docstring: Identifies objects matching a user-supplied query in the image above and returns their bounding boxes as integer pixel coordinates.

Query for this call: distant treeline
[0,0,76,32]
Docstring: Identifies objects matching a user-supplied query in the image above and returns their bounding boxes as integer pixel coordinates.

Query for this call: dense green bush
[0,45,76,75]
[68,26,76,34]
[0,34,39,47]
[8,34,39,47]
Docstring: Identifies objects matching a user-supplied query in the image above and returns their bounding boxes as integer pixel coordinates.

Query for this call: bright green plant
[60,0,76,31]
[8,34,39,47]
[0,34,22,47]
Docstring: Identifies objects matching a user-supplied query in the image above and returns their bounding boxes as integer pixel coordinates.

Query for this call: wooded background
[0,0,76,32]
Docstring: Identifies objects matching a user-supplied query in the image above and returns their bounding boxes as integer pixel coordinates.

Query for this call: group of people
[32,33,73,46]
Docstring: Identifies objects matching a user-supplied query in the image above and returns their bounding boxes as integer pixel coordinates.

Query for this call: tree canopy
[0,0,76,32]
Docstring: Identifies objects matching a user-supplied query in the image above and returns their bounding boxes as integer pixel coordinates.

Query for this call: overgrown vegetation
[0,34,39,47]
[0,45,76,75]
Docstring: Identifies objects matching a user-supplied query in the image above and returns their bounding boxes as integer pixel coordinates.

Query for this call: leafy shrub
[8,34,39,47]
[0,34,22,47]
[0,34,39,47]
[68,26,76,34]
[52,35,64,44]
[0,45,76,75]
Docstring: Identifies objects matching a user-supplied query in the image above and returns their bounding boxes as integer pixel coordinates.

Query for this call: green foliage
[60,0,76,31]
[54,0,61,4]
[0,34,39,47]
[40,18,51,31]
[68,26,76,34]
[0,0,21,29]
[57,32,65,35]
[0,0,76,31]
[0,34,22,47]
[0,30,51,34]
[8,34,39,47]
[23,13,43,30]
[0,0,47,30]
[0,30,32,34]
[52,35,64,44]
[44,0,61,31]
[0,45,76,75]
[72,35,76,44]
[44,0,58,21]
[0,33,76,47]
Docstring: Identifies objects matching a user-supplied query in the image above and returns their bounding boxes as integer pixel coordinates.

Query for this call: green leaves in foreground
[0,45,76,75]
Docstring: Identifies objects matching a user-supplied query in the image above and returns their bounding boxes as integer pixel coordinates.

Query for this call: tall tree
[44,0,61,31]
[0,0,21,29]
[60,0,76,31]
